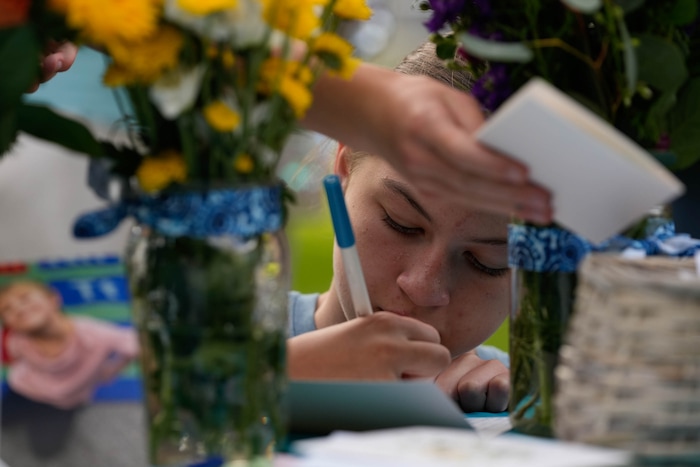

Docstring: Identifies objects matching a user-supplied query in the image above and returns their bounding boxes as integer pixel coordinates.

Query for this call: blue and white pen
[324,174,373,317]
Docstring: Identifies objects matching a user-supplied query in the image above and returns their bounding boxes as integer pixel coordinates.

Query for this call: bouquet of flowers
[421,0,699,170]
[0,0,370,188]
[421,0,699,439]
[1,2,371,466]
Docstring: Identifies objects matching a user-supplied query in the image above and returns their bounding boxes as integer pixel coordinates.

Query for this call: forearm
[302,62,395,151]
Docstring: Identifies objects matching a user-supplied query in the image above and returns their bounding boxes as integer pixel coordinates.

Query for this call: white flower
[163,0,267,47]
[149,65,206,120]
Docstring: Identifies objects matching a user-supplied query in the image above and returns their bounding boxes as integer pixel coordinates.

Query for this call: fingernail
[56,60,64,72]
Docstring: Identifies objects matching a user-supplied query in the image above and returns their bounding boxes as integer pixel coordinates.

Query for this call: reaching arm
[303,63,552,224]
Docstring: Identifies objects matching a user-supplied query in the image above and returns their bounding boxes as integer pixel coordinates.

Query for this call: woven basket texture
[554,254,700,462]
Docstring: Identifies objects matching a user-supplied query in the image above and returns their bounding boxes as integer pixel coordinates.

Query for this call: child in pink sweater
[0,280,139,409]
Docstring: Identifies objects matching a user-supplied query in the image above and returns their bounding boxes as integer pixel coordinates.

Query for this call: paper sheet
[291,426,632,467]
[476,78,685,243]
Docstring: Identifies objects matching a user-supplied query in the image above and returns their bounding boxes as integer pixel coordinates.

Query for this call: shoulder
[287,291,319,337]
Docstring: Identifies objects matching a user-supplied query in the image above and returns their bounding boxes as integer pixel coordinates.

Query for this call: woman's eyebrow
[382,178,432,222]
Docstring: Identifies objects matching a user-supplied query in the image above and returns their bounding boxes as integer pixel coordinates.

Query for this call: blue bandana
[508,222,698,273]
[73,185,283,239]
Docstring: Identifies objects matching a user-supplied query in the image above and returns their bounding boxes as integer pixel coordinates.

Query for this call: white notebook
[476,78,685,243]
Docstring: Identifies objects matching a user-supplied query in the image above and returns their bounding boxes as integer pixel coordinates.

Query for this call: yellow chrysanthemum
[177,0,237,16]
[61,0,161,48]
[333,56,361,79]
[258,57,314,117]
[103,25,184,86]
[333,0,372,20]
[204,101,241,132]
[136,151,188,193]
[260,0,320,39]
[312,32,360,79]
[234,153,254,174]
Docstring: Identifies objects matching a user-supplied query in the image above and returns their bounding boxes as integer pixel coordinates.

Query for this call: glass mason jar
[508,223,589,438]
[124,185,290,467]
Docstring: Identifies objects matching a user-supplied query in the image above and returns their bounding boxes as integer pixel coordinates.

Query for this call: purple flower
[471,63,512,112]
[424,0,468,32]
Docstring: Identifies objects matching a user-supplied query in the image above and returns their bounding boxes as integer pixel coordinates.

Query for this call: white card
[476,78,685,243]
[291,426,632,467]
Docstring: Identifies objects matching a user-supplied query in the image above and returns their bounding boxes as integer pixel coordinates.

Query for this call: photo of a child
[0,280,139,409]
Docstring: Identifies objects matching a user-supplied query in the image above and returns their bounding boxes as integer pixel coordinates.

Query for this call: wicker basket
[554,253,700,464]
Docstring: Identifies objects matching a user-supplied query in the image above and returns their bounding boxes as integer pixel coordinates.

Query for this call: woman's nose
[396,250,451,308]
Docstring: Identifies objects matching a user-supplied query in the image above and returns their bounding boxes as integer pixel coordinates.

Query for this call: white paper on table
[291,426,632,467]
[476,78,685,243]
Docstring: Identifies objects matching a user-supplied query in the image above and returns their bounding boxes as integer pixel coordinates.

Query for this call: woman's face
[333,153,510,357]
[0,283,60,334]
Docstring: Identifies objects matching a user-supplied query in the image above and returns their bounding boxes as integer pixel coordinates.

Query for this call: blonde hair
[344,41,473,170]
[394,41,473,92]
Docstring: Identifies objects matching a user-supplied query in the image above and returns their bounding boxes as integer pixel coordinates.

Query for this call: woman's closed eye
[382,212,422,236]
[464,251,508,278]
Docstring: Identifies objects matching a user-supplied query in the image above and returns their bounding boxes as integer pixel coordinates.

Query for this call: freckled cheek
[355,225,402,301]
[444,280,510,355]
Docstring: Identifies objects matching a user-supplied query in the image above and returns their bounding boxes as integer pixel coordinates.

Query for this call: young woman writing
[288,42,511,413]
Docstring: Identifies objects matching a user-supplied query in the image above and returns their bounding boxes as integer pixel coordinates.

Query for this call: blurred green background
[286,206,509,353]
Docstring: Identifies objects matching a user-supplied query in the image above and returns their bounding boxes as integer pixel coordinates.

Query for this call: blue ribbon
[73,186,283,239]
[508,222,699,273]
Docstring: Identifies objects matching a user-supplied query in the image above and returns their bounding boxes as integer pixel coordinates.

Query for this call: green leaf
[561,0,602,14]
[0,26,41,107]
[614,0,644,13]
[669,78,700,170]
[669,0,698,25]
[457,33,533,63]
[101,141,142,177]
[436,42,458,61]
[636,34,688,92]
[0,108,19,156]
[17,104,103,157]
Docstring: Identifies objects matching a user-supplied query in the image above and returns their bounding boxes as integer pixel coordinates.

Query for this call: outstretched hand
[287,312,451,381]
[304,63,553,224]
[434,350,509,413]
[28,41,78,92]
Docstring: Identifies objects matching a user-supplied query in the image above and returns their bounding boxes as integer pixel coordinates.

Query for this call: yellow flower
[103,25,184,85]
[234,153,254,173]
[177,0,237,16]
[333,0,372,21]
[258,57,314,117]
[204,101,241,132]
[207,45,235,69]
[61,0,161,48]
[278,76,313,117]
[260,0,320,39]
[136,151,188,193]
[312,33,360,79]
